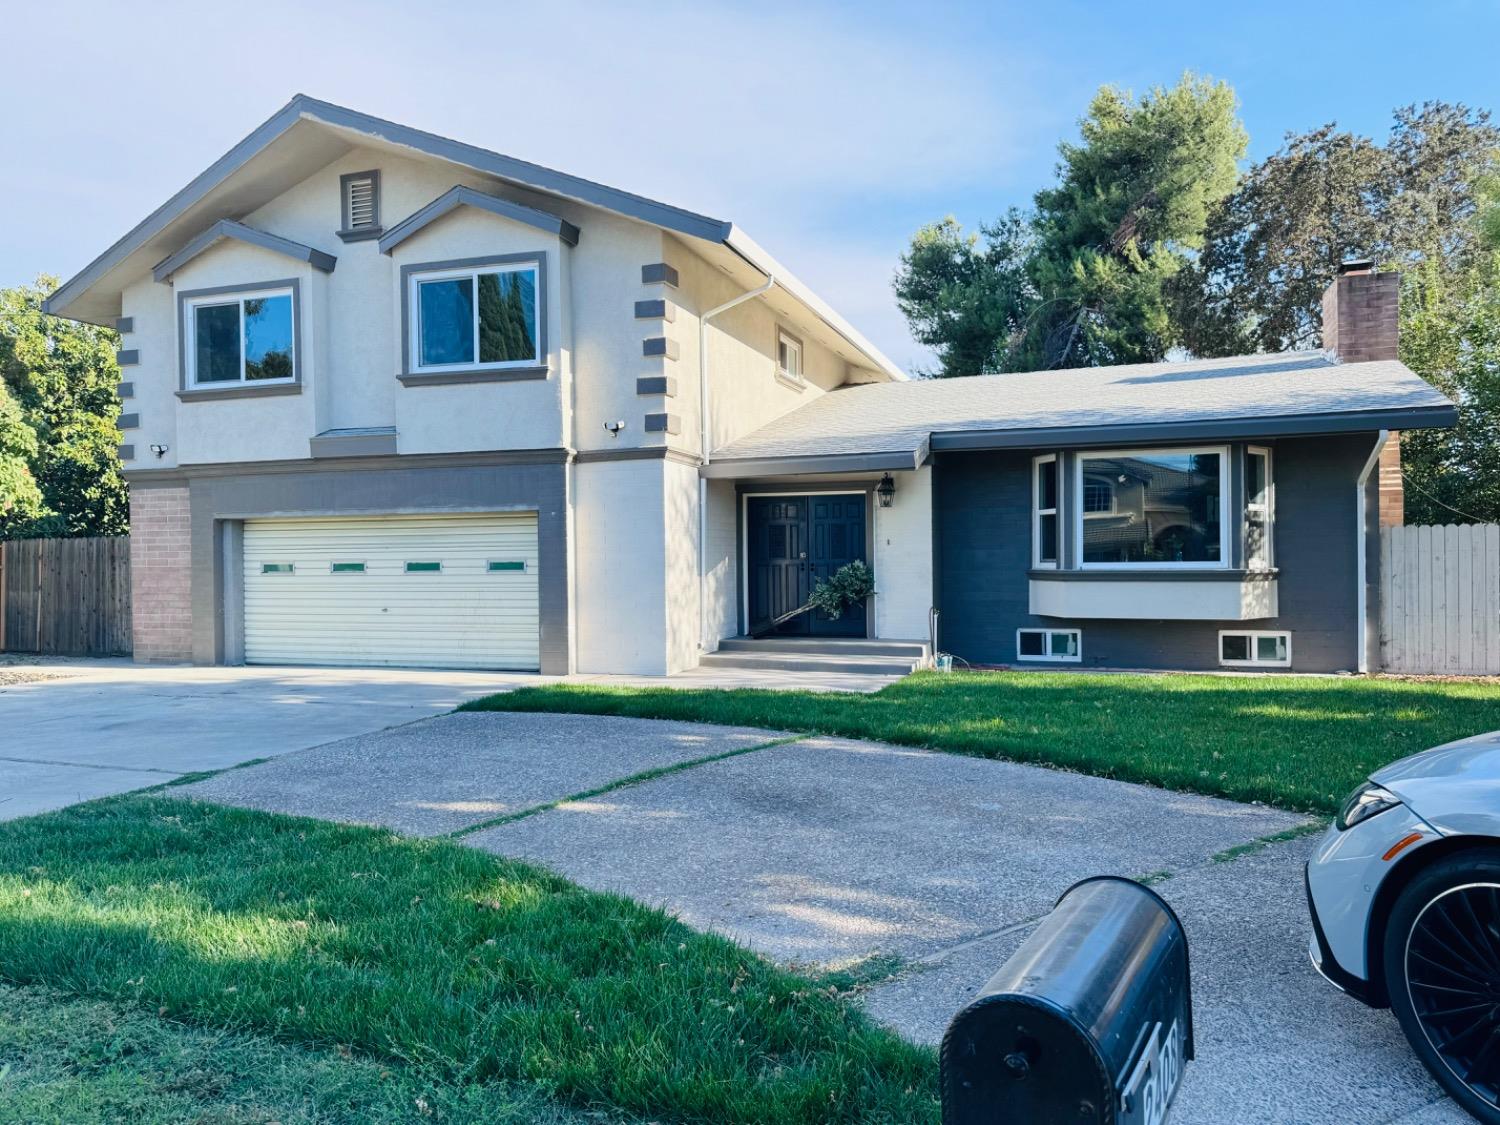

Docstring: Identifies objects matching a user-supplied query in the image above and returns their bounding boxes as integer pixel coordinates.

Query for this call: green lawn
[0,983,594,1124]
[461,670,1500,814]
[0,797,935,1125]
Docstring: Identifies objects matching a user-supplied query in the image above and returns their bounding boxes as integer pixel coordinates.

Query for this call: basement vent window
[1220,630,1291,668]
[261,563,294,575]
[405,561,442,573]
[487,560,526,572]
[339,171,381,240]
[331,562,366,574]
[1017,628,1081,663]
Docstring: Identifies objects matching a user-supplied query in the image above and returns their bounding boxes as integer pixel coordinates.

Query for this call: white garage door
[242,513,539,670]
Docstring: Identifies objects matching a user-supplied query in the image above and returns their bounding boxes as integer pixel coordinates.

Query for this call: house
[45,96,1456,677]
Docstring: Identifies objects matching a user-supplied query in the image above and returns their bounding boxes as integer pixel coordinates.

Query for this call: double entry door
[746,493,868,637]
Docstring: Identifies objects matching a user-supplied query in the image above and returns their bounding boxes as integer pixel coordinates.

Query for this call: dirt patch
[0,655,73,687]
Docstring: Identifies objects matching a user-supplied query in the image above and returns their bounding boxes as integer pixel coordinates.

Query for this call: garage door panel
[243,513,540,671]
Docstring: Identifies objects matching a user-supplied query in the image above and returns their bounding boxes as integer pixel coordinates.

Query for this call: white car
[1307,731,1500,1122]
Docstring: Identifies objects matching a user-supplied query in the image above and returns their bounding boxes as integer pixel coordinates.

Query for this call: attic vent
[339,171,381,241]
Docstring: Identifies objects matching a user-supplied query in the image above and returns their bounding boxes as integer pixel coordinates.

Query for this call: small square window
[261,563,294,575]
[405,561,442,573]
[776,330,803,384]
[1219,631,1291,668]
[1016,628,1081,663]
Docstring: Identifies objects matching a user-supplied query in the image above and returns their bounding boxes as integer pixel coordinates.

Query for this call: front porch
[698,464,936,672]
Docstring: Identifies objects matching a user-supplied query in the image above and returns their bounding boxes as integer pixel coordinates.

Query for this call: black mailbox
[941,876,1193,1125]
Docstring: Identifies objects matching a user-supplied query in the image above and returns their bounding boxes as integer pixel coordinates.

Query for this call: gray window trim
[176,278,302,394]
[338,169,382,240]
[153,219,335,282]
[399,253,548,381]
[380,185,579,253]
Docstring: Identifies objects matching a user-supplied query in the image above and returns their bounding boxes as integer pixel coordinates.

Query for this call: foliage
[806,559,876,620]
[1398,256,1500,523]
[1179,103,1500,356]
[0,277,127,539]
[467,671,1500,815]
[0,797,938,1125]
[0,383,42,522]
[895,74,1246,376]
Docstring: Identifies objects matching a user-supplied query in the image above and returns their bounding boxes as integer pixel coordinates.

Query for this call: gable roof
[703,350,1458,477]
[152,218,336,281]
[43,94,903,380]
[378,185,580,253]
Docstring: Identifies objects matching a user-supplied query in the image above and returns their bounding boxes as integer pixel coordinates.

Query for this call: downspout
[1355,430,1389,674]
[697,273,776,650]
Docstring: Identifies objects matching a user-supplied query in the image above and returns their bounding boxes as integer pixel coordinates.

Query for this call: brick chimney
[1322,258,1404,525]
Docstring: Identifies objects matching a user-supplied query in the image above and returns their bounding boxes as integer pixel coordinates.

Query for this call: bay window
[1077,448,1227,568]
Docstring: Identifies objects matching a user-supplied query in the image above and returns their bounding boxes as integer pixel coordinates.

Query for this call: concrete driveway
[176,711,1464,1124]
[0,659,551,820]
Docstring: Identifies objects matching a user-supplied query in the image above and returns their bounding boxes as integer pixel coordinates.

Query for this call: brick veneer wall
[129,486,193,662]
[1323,266,1405,527]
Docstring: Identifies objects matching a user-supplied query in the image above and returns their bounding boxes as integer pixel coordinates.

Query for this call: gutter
[1355,430,1389,674]
[697,273,776,651]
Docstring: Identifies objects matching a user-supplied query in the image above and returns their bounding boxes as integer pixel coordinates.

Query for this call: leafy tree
[1179,103,1500,356]
[0,383,42,523]
[894,74,1246,376]
[0,278,127,538]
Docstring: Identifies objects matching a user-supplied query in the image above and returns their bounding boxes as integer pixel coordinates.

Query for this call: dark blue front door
[747,493,867,637]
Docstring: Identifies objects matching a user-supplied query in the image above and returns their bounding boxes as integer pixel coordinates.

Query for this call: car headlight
[1336,781,1401,831]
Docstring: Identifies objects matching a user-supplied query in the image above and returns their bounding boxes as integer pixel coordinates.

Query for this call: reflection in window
[1079,450,1223,566]
[189,291,294,386]
[1082,478,1114,514]
[413,263,538,370]
[1246,447,1273,570]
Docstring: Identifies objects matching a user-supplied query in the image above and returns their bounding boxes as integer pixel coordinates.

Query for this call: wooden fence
[0,537,132,657]
[1381,524,1500,675]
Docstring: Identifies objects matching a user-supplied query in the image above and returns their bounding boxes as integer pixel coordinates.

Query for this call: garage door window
[488,560,526,572]
[260,562,294,575]
[331,562,366,574]
[405,561,442,573]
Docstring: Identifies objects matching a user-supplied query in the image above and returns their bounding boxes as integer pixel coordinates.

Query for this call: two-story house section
[45,95,908,675]
[48,96,1457,677]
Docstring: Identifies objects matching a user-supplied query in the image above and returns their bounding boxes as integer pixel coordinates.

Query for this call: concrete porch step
[716,637,930,659]
[699,643,927,677]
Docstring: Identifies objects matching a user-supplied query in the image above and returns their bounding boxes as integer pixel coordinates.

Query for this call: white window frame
[1016,627,1082,663]
[1032,454,1059,568]
[408,261,541,374]
[183,287,297,388]
[1245,445,1274,571]
[1081,475,1118,517]
[1075,445,1231,570]
[776,329,804,387]
[1218,629,1292,668]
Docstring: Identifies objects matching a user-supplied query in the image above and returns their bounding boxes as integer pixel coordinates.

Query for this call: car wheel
[1386,851,1500,1123]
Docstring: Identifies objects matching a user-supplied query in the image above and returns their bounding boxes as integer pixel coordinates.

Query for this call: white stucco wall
[573,457,668,674]
[118,276,178,470]
[702,477,740,647]
[873,465,934,640]
[663,458,703,672]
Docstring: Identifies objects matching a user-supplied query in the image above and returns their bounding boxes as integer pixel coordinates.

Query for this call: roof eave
[926,404,1459,452]
[700,445,926,480]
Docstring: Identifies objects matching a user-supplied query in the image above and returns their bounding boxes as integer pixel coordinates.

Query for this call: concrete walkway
[174,710,1460,1124]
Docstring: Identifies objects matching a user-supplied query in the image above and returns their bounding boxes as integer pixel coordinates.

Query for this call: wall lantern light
[877,473,896,508]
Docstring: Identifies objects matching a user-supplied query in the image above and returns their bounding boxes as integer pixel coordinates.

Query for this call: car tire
[1385,849,1500,1124]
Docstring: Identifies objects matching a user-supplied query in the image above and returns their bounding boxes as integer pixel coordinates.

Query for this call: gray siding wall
[934,435,1380,673]
[134,454,572,674]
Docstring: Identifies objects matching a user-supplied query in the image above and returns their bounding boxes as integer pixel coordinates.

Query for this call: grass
[461,669,1500,814]
[0,982,595,1124]
[0,796,936,1125]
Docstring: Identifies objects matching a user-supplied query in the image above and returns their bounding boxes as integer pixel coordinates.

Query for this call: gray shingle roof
[709,351,1455,471]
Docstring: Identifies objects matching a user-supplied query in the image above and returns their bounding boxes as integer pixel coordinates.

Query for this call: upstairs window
[409,260,540,372]
[185,287,295,386]
[777,330,804,386]
[1077,448,1227,568]
[339,171,381,239]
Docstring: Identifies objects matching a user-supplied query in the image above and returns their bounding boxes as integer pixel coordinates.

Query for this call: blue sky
[2,0,1495,372]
